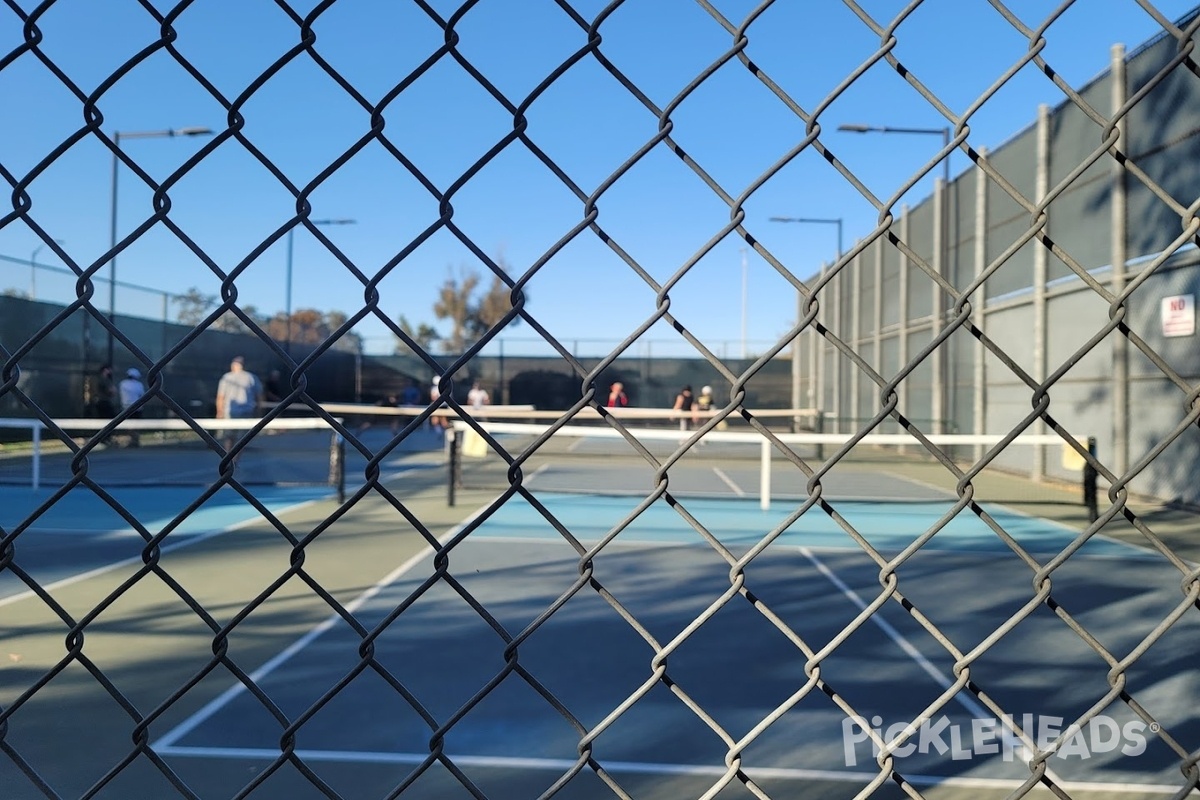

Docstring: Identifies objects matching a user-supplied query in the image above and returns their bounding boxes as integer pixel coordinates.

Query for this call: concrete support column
[1111,44,1130,479]
[832,263,843,432]
[873,238,884,426]
[850,251,862,428]
[1033,103,1050,481]
[898,206,910,428]
[932,180,946,434]
[816,261,828,419]
[973,147,990,461]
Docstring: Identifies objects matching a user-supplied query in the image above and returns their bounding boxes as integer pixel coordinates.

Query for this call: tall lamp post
[769,216,843,429]
[838,123,952,433]
[284,218,357,356]
[30,239,65,300]
[108,126,213,367]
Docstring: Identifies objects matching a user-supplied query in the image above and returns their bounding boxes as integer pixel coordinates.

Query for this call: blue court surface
[146,493,1197,796]
[0,484,335,604]
[466,492,1149,559]
[0,483,333,537]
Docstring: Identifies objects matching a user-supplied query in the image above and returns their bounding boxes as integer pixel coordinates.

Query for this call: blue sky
[2,0,1196,358]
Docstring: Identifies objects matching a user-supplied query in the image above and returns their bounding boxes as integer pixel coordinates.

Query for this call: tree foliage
[173,287,362,353]
[419,260,519,353]
[396,315,440,353]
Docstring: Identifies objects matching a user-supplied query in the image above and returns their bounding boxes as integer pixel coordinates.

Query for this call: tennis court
[2,412,1196,799]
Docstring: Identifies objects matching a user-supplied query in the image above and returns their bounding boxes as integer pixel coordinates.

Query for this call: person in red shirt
[606,382,628,408]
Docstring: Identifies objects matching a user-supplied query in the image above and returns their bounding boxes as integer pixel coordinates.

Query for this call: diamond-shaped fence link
[2,1,1199,798]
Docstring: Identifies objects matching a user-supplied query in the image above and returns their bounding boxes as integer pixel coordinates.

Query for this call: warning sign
[1161,294,1195,338]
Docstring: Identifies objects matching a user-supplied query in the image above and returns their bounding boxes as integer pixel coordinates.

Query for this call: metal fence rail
[2,2,1199,799]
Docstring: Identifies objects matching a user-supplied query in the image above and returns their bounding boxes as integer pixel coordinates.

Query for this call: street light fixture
[30,238,65,300]
[284,218,357,355]
[108,126,214,367]
[769,216,844,429]
[837,123,951,192]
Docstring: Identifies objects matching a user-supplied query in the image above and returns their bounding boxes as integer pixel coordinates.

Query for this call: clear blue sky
[2,0,1196,357]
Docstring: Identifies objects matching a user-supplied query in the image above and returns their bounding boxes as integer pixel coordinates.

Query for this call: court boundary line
[0,496,328,609]
[797,545,1074,788]
[712,466,746,496]
[150,500,495,750]
[150,742,1187,794]
[145,518,1182,794]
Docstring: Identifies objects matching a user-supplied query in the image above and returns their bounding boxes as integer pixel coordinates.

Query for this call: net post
[760,438,771,511]
[814,410,825,461]
[1083,436,1098,523]
[447,426,459,507]
[32,423,42,490]
[329,431,345,503]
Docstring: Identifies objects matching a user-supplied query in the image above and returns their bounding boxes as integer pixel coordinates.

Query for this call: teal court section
[469,492,1146,559]
[0,484,332,536]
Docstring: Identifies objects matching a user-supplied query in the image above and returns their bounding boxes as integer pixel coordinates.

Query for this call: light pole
[838,123,952,433]
[30,239,65,300]
[108,126,213,367]
[284,218,356,355]
[769,216,844,428]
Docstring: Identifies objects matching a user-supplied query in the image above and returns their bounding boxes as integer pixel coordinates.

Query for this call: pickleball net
[443,409,1099,518]
[0,416,346,498]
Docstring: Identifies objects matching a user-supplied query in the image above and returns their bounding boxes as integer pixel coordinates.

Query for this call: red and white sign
[1161,294,1196,338]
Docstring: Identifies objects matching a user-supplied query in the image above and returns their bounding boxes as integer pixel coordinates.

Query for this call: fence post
[1033,104,1050,482]
[973,147,989,463]
[1110,44,1129,480]
[1084,436,1099,523]
[447,427,459,507]
[932,179,945,435]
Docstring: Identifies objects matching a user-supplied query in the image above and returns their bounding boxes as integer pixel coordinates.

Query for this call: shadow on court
[141,493,1199,799]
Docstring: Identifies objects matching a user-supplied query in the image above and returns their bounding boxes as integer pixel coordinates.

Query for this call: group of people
[606,381,716,430]
[357,377,491,435]
[672,384,715,431]
[91,363,148,446]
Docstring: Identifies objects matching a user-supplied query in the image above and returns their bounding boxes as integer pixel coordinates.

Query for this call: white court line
[152,744,1187,794]
[150,500,495,750]
[148,527,1178,794]
[799,545,1071,788]
[0,497,327,610]
[712,467,746,497]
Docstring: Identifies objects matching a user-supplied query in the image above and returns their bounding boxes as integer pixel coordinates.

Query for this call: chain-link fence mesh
[3,1,1200,798]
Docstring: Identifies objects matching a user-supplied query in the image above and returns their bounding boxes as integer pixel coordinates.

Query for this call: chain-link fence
[3,2,1200,798]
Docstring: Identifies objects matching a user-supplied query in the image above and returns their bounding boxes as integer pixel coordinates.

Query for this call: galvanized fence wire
[2,1,1199,798]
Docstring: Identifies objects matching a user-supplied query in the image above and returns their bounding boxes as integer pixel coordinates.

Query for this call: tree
[428,260,521,352]
[173,286,360,352]
[396,315,440,354]
[471,273,517,338]
[432,267,479,352]
[172,288,217,325]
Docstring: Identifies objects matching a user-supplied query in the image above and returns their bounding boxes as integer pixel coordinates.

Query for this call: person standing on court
[467,381,490,411]
[92,363,118,419]
[606,382,628,408]
[429,376,446,432]
[263,369,285,405]
[215,356,263,449]
[673,384,696,431]
[695,384,714,428]
[118,367,147,447]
